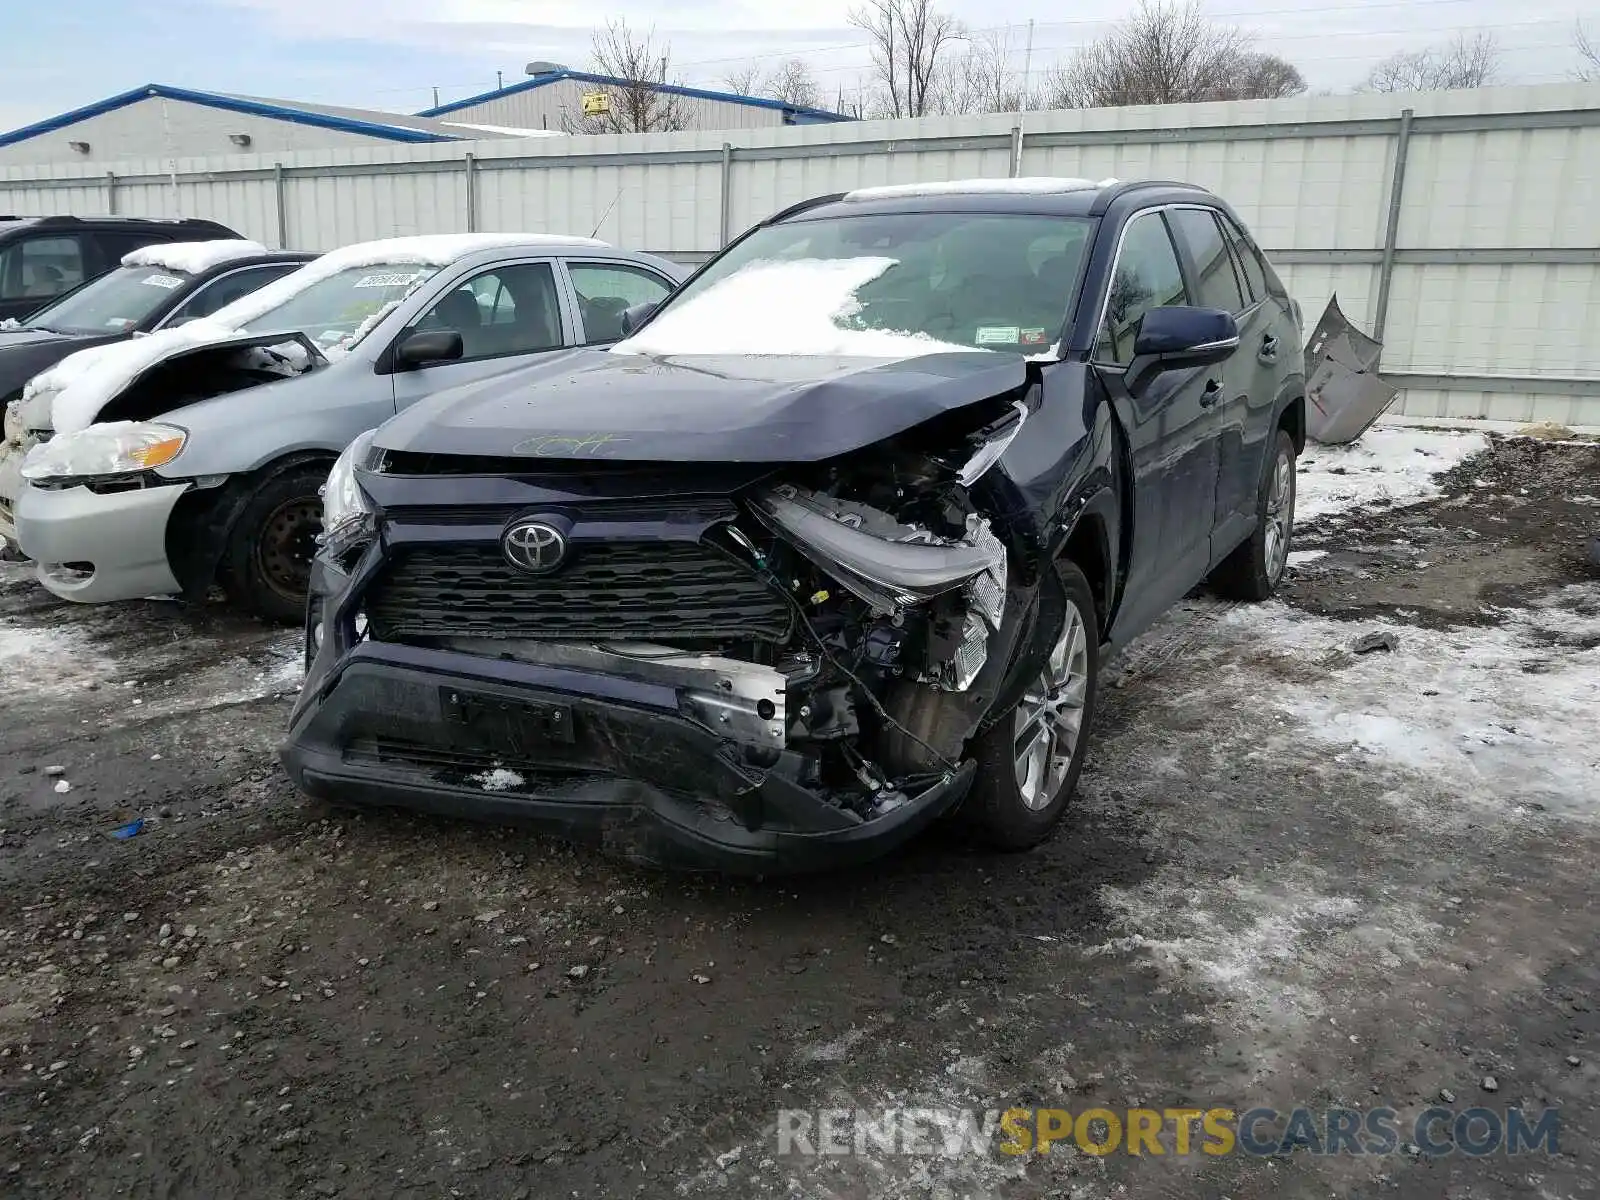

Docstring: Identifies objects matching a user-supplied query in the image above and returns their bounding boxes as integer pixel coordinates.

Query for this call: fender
[165,450,335,599]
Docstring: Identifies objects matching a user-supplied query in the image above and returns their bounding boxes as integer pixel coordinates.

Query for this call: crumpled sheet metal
[1303,293,1399,445]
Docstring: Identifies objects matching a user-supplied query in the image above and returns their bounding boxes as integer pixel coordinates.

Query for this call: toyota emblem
[501,520,568,574]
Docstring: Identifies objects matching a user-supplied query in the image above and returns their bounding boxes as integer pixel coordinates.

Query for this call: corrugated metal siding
[0,96,419,167]
[3,83,1596,423]
[438,79,789,134]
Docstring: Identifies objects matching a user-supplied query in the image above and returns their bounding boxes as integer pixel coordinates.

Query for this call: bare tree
[724,65,763,97]
[1038,1,1304,108]
[849,0,967,118]
[1575,21,1600,82]
[935,28,1026,114]
[566,20,687,133]
[1214,52,1306,100]
[766,59,823,109]
[1361,32,1500,92]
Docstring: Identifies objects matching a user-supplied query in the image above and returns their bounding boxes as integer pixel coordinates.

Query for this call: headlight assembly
[320,429,377,558]
[20,421,187,482]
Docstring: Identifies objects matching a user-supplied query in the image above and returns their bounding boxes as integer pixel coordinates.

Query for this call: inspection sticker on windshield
[1020,327,1050,345]
[354,272,423,289]
[975,325,1021,345]
[141,273,185,289]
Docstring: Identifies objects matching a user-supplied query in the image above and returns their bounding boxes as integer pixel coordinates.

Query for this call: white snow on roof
[120,239,269,275]
[844,177,1118,201]
[442,122,567,138]
[612,257,977,359]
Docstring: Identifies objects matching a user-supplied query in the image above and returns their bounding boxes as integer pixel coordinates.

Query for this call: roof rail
[764,193,848,225]
[1088,179,1209,216]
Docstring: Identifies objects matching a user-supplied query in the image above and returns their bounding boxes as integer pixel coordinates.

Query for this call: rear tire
[219,464,327,624]
[1209,428,1296,601]
[963,560,1099,851]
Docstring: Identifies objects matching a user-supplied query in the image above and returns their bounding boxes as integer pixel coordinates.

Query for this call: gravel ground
[1,430,1596,1199]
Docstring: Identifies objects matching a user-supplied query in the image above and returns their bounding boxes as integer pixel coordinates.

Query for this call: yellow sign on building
[581,91,611,116]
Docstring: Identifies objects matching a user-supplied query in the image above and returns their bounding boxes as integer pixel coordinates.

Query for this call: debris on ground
[1349,630,1399,654]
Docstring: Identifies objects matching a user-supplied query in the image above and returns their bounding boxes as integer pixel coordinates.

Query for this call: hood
[0,328,124,401]
[372,349,1033,463]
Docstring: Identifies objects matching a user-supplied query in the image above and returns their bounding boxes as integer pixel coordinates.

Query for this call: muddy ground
[1,433,1596,1199]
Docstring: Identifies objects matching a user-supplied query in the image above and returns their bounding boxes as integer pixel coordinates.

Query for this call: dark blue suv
[283,178,1305,872]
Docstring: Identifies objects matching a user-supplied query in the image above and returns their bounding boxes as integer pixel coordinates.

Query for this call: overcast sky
[1,0,1593,130]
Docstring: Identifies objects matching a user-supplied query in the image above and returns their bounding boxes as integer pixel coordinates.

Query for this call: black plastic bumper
[281,638,974,874]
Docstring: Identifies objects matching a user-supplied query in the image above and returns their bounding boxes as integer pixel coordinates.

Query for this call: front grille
[343,736,607,786]
[365,540,793,643]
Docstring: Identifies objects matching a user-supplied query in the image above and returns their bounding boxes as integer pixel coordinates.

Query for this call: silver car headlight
[320,429,376,557]
[20,421,187,482]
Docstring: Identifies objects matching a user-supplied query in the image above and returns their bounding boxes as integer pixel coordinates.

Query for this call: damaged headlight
[320,429,376,557]
[752,484,1004,615]
[20,421,186,482]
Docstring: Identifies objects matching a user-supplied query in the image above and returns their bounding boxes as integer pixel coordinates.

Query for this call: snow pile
[472,767,525,791]
[613,257,977,359]
[121,239,268,274]
[22,320,241,435]
[844,177,1116,201]
[1297,426,1489,523]
[441,122,567,138]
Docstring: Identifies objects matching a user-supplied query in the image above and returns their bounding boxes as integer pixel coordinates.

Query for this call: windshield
[624,211,1095,357]
[236,263,440,351]
[23,265,192,335]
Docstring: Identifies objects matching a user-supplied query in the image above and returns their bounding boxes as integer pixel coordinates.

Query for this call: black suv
[0,215,240,323]
[283,178,1306,872]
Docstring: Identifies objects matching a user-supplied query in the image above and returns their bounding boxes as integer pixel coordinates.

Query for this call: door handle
[1259,335,1279,362]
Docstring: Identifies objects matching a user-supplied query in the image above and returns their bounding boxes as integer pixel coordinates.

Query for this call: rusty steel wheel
[220,464,331,624]
[256,495,323,606]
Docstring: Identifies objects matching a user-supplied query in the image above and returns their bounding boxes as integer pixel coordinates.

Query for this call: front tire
[1209,428,1297,601]
[219,465,327,623]
[964,561,1100,851]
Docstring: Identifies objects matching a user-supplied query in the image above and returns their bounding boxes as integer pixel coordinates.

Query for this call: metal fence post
[464,152,478,232]
[719,142,734,247]
[1009,126,1024,177]
[1372,107,1414,352]
[105,171,117,215]
[273,163,288,249]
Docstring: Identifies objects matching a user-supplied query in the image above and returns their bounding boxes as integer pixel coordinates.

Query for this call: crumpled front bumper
[282,556,974,873]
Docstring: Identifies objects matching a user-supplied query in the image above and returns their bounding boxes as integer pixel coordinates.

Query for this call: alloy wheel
[1013,599,1091,811]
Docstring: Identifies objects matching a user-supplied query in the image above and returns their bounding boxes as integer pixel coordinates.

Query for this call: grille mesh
[364,541,792,643]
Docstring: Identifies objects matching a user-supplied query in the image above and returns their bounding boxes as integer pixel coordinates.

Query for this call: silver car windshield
[237,263,440,352]
[22,266,192,335]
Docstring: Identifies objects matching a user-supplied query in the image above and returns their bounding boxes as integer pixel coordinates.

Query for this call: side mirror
[395,329,464,369]
[1132,306,1239,369]
[618,301,659,337]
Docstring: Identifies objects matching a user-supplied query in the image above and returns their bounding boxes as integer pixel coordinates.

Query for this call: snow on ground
[613,257,977,359]
[1215,592,1600,819]
[120,239,268,274]
[1297,425,1490,524]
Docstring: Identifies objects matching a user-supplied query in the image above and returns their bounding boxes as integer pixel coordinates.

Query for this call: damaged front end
[284,394,1044,871]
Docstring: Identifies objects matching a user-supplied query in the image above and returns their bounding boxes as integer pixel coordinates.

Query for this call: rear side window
[1219,214,1269,302]
[1094,212,1188,366]
[165,263,301,324]
[1168,209,1246,314]
[0,235,86,301]
[569,262,675,343]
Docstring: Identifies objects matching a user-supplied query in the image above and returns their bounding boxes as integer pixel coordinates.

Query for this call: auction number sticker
[975,325,1021,345]
[354,272,423,289]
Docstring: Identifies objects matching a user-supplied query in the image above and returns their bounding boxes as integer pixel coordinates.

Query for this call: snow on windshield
[612,258,976,359]
[120,239,267,275]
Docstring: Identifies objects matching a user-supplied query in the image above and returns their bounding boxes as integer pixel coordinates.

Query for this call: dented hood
[372,349,1032,463]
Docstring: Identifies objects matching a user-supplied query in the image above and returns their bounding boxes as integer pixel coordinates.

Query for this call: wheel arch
[165,450,336,599]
